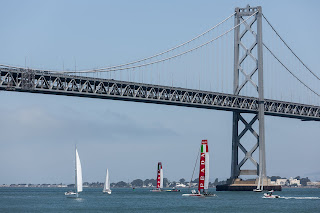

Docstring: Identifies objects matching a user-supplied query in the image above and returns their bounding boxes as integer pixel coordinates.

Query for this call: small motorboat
[263,190,280,198]
[165,187,180,192]
[150,188,162,192]
[65,191,78,197]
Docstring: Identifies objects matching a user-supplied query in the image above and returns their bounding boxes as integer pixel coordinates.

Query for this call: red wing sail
[156,162,162,189]
[198,140,208,191]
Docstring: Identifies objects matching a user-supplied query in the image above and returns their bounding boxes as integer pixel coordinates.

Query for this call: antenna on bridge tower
[230,5,266,187]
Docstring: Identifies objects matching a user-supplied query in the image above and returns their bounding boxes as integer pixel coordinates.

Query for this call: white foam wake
[281,196,320,200]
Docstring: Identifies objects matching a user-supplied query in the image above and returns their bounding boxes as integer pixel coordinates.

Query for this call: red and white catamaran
[151,162,163,192]
[182,140,216,197]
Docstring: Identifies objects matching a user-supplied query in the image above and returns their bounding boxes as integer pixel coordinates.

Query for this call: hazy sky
[0,0,319,184]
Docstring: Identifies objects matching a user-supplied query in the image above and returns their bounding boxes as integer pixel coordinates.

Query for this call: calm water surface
[0,187,319,212]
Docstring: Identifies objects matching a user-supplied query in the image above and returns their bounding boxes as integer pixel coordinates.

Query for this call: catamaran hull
[182,194,205,197]
[182,193,216,197]
[165,189,180,192]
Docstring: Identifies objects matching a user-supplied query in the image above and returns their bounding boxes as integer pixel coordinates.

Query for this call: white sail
[103,169,110,192]
[257,176,261,190]
[75,148,83,193]
[204,152,209,190]
[160,168,163,188]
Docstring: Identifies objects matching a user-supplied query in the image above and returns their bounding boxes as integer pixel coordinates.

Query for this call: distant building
[288,177,301,186]
[175,183,187,188]
[307,182,320,186]
[275,179,288,186]
[147,183,154,187]
[187,182,197,187]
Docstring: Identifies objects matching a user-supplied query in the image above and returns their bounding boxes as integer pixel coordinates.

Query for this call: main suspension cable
[0,12,236,74]
[82,12,236,72]
[264,43,320,97]
[59,11,258,74]
[262,14,320,81]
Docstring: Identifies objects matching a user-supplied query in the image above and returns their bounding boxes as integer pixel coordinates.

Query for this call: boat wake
[280,196,320,200]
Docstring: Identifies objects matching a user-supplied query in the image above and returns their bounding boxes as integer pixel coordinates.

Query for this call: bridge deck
[1,67,319,121]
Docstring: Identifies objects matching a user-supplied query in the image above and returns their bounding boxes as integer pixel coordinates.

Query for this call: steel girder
[0,66,319,121]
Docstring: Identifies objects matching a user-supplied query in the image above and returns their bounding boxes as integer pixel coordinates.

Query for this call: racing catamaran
[182,140,215,197]
[151,162,163,192]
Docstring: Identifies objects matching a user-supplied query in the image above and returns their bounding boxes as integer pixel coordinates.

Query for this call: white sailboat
[103,169,112,194]
[253,176,263,192]
[65,147,83,198]
[182,140,216,197]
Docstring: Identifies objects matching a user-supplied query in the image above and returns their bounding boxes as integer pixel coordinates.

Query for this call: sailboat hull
[65,191,79,198]
[103,190,112,194]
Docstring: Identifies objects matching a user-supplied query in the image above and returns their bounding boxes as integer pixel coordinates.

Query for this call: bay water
[0,187,319,212]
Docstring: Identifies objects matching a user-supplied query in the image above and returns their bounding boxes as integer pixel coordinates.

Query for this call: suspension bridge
[1,5,319,190]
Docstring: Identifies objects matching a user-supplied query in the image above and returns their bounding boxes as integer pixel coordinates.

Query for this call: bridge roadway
[1,66,319,121]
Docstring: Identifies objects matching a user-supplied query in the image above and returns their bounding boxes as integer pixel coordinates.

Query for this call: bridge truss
[1,66,319,122]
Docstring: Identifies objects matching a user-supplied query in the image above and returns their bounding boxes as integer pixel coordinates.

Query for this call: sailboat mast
[75,145,77,193]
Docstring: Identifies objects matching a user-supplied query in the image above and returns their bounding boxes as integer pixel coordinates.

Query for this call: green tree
[144,179,157,187]
[192,178,199,183]
[179,178,185,184]
[300,177,310,186]
[213,178,219,186]
[131,179,143,187]
[115,181,128,188]
[163,178,169,187]
[270,176,282,181]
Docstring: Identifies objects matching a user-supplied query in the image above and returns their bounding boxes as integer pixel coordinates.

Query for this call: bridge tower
[231,5,266,183]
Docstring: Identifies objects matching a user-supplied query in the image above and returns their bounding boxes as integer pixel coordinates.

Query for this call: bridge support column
[21,69,35,90]
[229,5,266,186]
